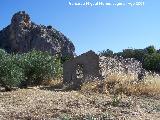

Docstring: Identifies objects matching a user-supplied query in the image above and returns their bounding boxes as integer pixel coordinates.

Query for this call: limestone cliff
[0,11,75,58]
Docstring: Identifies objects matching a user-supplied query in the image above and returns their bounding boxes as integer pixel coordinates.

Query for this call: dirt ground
[0,87,160,120]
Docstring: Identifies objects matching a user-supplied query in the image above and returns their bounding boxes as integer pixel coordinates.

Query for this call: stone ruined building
[63,50,101,89]
[63,50,145,89]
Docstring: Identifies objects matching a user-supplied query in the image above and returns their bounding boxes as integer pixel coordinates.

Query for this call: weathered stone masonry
[63,50,101,88]
[63,50,145,89]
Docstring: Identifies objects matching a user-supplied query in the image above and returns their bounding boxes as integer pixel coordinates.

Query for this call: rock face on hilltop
[0,11,75,58]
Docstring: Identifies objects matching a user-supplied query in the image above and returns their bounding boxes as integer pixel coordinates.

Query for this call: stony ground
[0,87,160,120]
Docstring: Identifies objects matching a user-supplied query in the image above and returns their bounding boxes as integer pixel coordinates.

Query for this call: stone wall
[63,50,101,89]
[63,51,146,89]
[99,56,145,81]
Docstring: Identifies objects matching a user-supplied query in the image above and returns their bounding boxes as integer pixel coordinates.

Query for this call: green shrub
[0,50,24,91]
[99,49,114,57]
[122,49,135,58]
[60,55,73,64]
[143,53,160,71]
[117,49,146,62]
[145,45,156,54]
[0,49,63,90]
[18,50,62,86]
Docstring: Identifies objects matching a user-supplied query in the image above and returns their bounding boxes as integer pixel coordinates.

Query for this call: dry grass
[81,72,160,97]
[41,79,63,87]
[0,88,160,120]
[126,73,160,96]
[0,73,160,119]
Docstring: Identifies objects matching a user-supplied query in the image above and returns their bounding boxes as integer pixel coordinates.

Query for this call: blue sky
[0,0,160,55]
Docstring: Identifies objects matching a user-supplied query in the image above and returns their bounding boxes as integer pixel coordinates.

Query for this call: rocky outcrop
[0,11,75,58]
